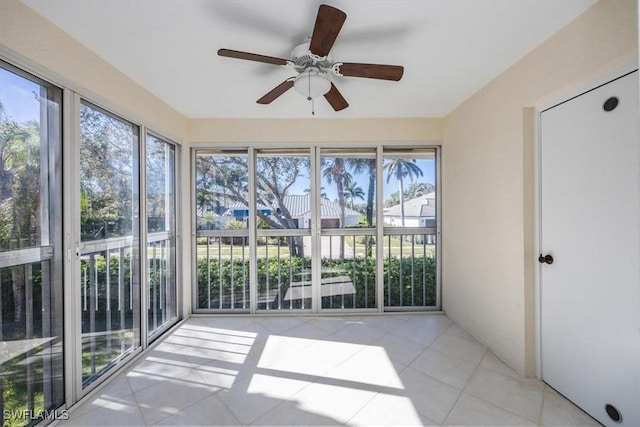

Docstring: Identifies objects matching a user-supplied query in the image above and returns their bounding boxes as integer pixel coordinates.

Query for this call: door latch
[538,254,554,264]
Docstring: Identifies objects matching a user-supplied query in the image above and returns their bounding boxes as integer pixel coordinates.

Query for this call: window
[319,149,377,309]
[79,101,140,387]
[382,148,438,308]
[0,57,183,415]
[0,62,64,422]
[255,149,312,310]
[195,151,250,309]
[146,133,178,339]
[194,146,440,313]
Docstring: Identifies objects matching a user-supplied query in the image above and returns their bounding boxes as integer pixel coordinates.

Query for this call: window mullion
[139,125,148,350]
[248,148,258,314]
[376,145,384,313]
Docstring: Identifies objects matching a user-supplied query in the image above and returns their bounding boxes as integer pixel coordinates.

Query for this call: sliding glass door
[194,146,439,314]
[146,134,177,339]
[79,101,140,387]
[1,57,182,417]
[195,151,250,309]
[0,62,64,423]
[319,149,377,310]
[382,149,438,308]
[255,149,312,311]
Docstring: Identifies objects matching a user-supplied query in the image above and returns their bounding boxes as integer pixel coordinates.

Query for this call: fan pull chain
[307,69,315,116]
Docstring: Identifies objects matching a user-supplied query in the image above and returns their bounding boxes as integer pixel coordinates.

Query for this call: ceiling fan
[218,4,404,112]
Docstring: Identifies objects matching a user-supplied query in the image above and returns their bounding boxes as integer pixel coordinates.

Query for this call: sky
[0,68,40,123]
[3,67,436,204]
[289,157,436,203]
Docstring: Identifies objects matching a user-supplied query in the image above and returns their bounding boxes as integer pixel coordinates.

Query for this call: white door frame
[534,61,639,379]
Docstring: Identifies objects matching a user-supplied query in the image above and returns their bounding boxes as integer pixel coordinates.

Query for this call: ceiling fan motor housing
[291,42,333,72]
[217,4,401,111]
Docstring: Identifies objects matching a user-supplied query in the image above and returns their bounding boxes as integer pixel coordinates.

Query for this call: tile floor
[58,314,600,426]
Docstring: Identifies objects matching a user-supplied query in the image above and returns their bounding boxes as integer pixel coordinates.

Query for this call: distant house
[205,194,361,229]
[383,193,436,243]
[225,201,272,220]
[282,194,360,228]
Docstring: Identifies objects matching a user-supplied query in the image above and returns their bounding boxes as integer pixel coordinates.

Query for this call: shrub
[221,220,247,245]
[354,235,375,245]
[196,256,436,309]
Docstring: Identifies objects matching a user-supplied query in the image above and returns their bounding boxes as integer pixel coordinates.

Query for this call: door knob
[538,254,554,264]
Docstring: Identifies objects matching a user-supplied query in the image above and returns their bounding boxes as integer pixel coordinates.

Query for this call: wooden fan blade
[339,63,404,81]
[218,49,289,66]
[257,79,294,104]
[309,5,347,57]
[324,83,348,111]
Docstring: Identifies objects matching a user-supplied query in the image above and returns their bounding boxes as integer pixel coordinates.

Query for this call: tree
[196,155,310,257]
[304,186,329,200]
[384,181,436,208]
[79,104,137,239]
[146,136,174,231]
[322,158,350,259]
[343,177,365,210]
[346,159,376,226]
[384,159,423,227]
[0,105,40,324]
[404,181,435,200]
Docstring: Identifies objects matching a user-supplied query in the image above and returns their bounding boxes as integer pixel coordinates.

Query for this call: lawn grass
[194,238,434,259]
[346,236,436,257]
[196,244,290,258]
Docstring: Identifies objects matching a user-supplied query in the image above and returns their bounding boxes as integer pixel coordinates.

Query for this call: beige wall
[189,117,442,143]
[442,0,638,375]
[1,0,193,315]
[2,0,637,377]
[0,0,187,140]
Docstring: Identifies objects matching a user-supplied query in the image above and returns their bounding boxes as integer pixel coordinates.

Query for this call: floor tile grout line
[61,314,585,426]
[476,355,538,387]
[439,347,487,426]
[378,330,428,367]
[120,372,150,426]
[258,323,541,427]
[423,335,487,366]
[538,382,548,426]
[246,322,405,426]
[400,363,465,395]
[245,376,319,426]
[189,388,243,427]
[454,348,547,425]
[228,317,371,425]
[342,386,383,426]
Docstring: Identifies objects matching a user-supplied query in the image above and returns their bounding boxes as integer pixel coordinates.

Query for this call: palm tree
[384,159,423,227]
[1,109,39,324]
[304,186,329,200]
[343,178,365,210]
[347,158,376,227]
[322,158,350,259]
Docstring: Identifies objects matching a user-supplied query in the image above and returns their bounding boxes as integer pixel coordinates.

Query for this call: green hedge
[197,256,436,309]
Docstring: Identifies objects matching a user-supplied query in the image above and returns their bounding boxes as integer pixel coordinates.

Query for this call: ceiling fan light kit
[294,68,331,99]
[218,4,404,112]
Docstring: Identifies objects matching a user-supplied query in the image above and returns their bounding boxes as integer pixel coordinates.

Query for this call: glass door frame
[254,148,314,312]
[69,94,144,399]
[145,131,181,343]
[68,94,183,403]
[315,147,380,314]
[192,143,441,315]
[0,59,65,420]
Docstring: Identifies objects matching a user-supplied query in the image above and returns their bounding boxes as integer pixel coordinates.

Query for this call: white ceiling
[23,0,597,119]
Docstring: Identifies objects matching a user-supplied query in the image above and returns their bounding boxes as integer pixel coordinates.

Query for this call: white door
[540,70,640,426]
